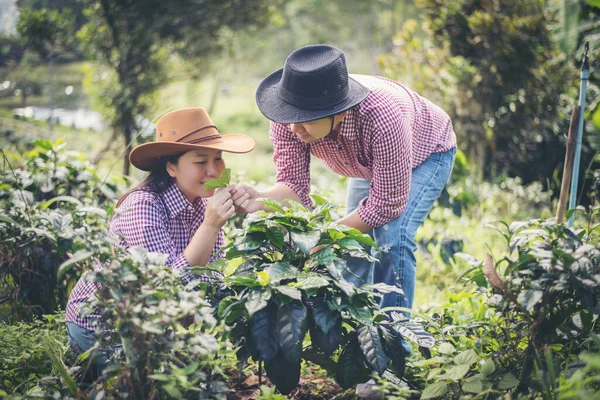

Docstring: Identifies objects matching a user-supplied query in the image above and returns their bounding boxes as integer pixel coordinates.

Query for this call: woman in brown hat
[65,107,255,378]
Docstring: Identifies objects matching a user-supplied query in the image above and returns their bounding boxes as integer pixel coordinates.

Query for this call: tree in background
[77,0,277,175]
[382,0,573,186]
[16,8,75,130]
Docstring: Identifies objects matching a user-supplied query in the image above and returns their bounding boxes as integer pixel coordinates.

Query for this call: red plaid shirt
[271,75,456,228]
[66,182,225,329]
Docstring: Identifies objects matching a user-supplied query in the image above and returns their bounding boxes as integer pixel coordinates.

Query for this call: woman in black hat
[233,44,456,347]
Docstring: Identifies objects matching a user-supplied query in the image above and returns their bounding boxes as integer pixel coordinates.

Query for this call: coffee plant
[201,198,434,395]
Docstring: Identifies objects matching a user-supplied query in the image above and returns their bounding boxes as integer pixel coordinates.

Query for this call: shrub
[209,198,434,395]
[0,138,125,321]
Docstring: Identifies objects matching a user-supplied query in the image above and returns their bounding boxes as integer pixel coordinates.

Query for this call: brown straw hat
[129,107,255,171]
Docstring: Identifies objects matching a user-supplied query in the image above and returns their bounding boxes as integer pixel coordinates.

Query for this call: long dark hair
[116,153,184,208]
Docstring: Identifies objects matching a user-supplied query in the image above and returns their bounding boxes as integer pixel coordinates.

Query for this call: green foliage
[17,7,74,60]
[0,138,124,320]
[382,0,572,185]
[79,248,230,400]
[212,198,433,394]
[461,211,600,394]
[0,313,69,397]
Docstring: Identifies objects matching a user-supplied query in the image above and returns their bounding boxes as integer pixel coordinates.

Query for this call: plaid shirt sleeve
[112,198,191,273]
[270,121,313,207]
[357,109,413,228]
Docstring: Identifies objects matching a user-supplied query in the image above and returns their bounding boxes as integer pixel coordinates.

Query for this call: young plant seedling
[203,168,231,189]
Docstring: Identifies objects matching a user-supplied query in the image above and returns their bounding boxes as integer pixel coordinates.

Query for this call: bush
[0,138,125,321]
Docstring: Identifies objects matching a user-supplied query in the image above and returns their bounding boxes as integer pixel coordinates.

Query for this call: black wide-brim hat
[256,45,370,124]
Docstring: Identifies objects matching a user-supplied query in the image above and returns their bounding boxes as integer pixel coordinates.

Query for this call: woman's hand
[203,185,235,230]
[232,184,264,214]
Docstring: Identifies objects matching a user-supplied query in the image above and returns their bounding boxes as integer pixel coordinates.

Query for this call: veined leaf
[294,275,329,290]
[275,285,302,301]
[266,228,285,250]
[220,168,231,185]
[421,381,448,399]
[251,302,279,361]
[57,250,94,281]
[336,334,369,389]
[264,262,298,283]
[454,349,478,366]
[312,297,340,335]
[203,178,227,189]
[291,230,321,254]
[246,288,271,315]
[277,301,308,364]
[357,325,391,375]
[496,373,519,389]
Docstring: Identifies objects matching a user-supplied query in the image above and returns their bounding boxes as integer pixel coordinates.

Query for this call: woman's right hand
[203,185,235,230]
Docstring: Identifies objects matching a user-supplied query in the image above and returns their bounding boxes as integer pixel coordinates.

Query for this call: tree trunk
[123,127,132,176]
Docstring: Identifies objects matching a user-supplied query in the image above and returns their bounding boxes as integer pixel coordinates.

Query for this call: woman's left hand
[204,185,235,229]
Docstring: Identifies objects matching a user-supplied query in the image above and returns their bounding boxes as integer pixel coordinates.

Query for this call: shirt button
[338,145,343,151]
[345,162,350,166]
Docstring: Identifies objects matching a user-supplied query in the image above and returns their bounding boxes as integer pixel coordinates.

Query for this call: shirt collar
[161,182,206,219]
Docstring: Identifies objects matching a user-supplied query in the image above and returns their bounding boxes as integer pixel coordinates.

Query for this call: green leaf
[220,168,231,185]
[42,195,83,209]
[277,300,308,364]
[57,250,94,281]
[437,342,456,355]
[356,325,391,375]
[251,302,279,361]
[480,358,495,376]
[149,374,172,382]
[439,364,470,381]
[259,198,286,213]
[336,334,369,389]
[454,349,478,366]
[264,262,298,283]
[245,288,272,315]
[203,178,227,189]
[462,375,484,393]
[179,361,199,375]
[291,230,321,254]
[517,290,543,312]
[347,301,373,325]
[421,381,448,399]
[294,275,330,290]
[266,228,285,250]
[496,373,519,389]
[275,285,302,301]
[312,298,340,335]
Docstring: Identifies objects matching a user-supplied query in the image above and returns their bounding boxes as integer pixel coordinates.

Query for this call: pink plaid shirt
[271,75,456,228]
[66,182,225,329]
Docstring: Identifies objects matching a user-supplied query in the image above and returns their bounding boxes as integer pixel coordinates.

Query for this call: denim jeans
[66,322,111,380]
[345,148,456,313]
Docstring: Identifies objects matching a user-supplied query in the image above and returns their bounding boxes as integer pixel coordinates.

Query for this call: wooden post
[556,105,580,224]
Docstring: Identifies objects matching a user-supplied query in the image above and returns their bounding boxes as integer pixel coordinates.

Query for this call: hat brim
[255,69,371,124]
[129,134,255,171]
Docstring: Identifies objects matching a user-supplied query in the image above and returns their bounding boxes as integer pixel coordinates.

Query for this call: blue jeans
[345,148,456,313]
[66,322,112,379]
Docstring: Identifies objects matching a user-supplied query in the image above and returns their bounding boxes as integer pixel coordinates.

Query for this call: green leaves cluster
[83,247,229,400]
[0,138,125,321]
[203,168,231,189]
[207,198,428,394]
[461,214,600,393]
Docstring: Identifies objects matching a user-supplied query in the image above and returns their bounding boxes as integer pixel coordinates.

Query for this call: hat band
[277,83,350,110]
[176,124,221,143]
